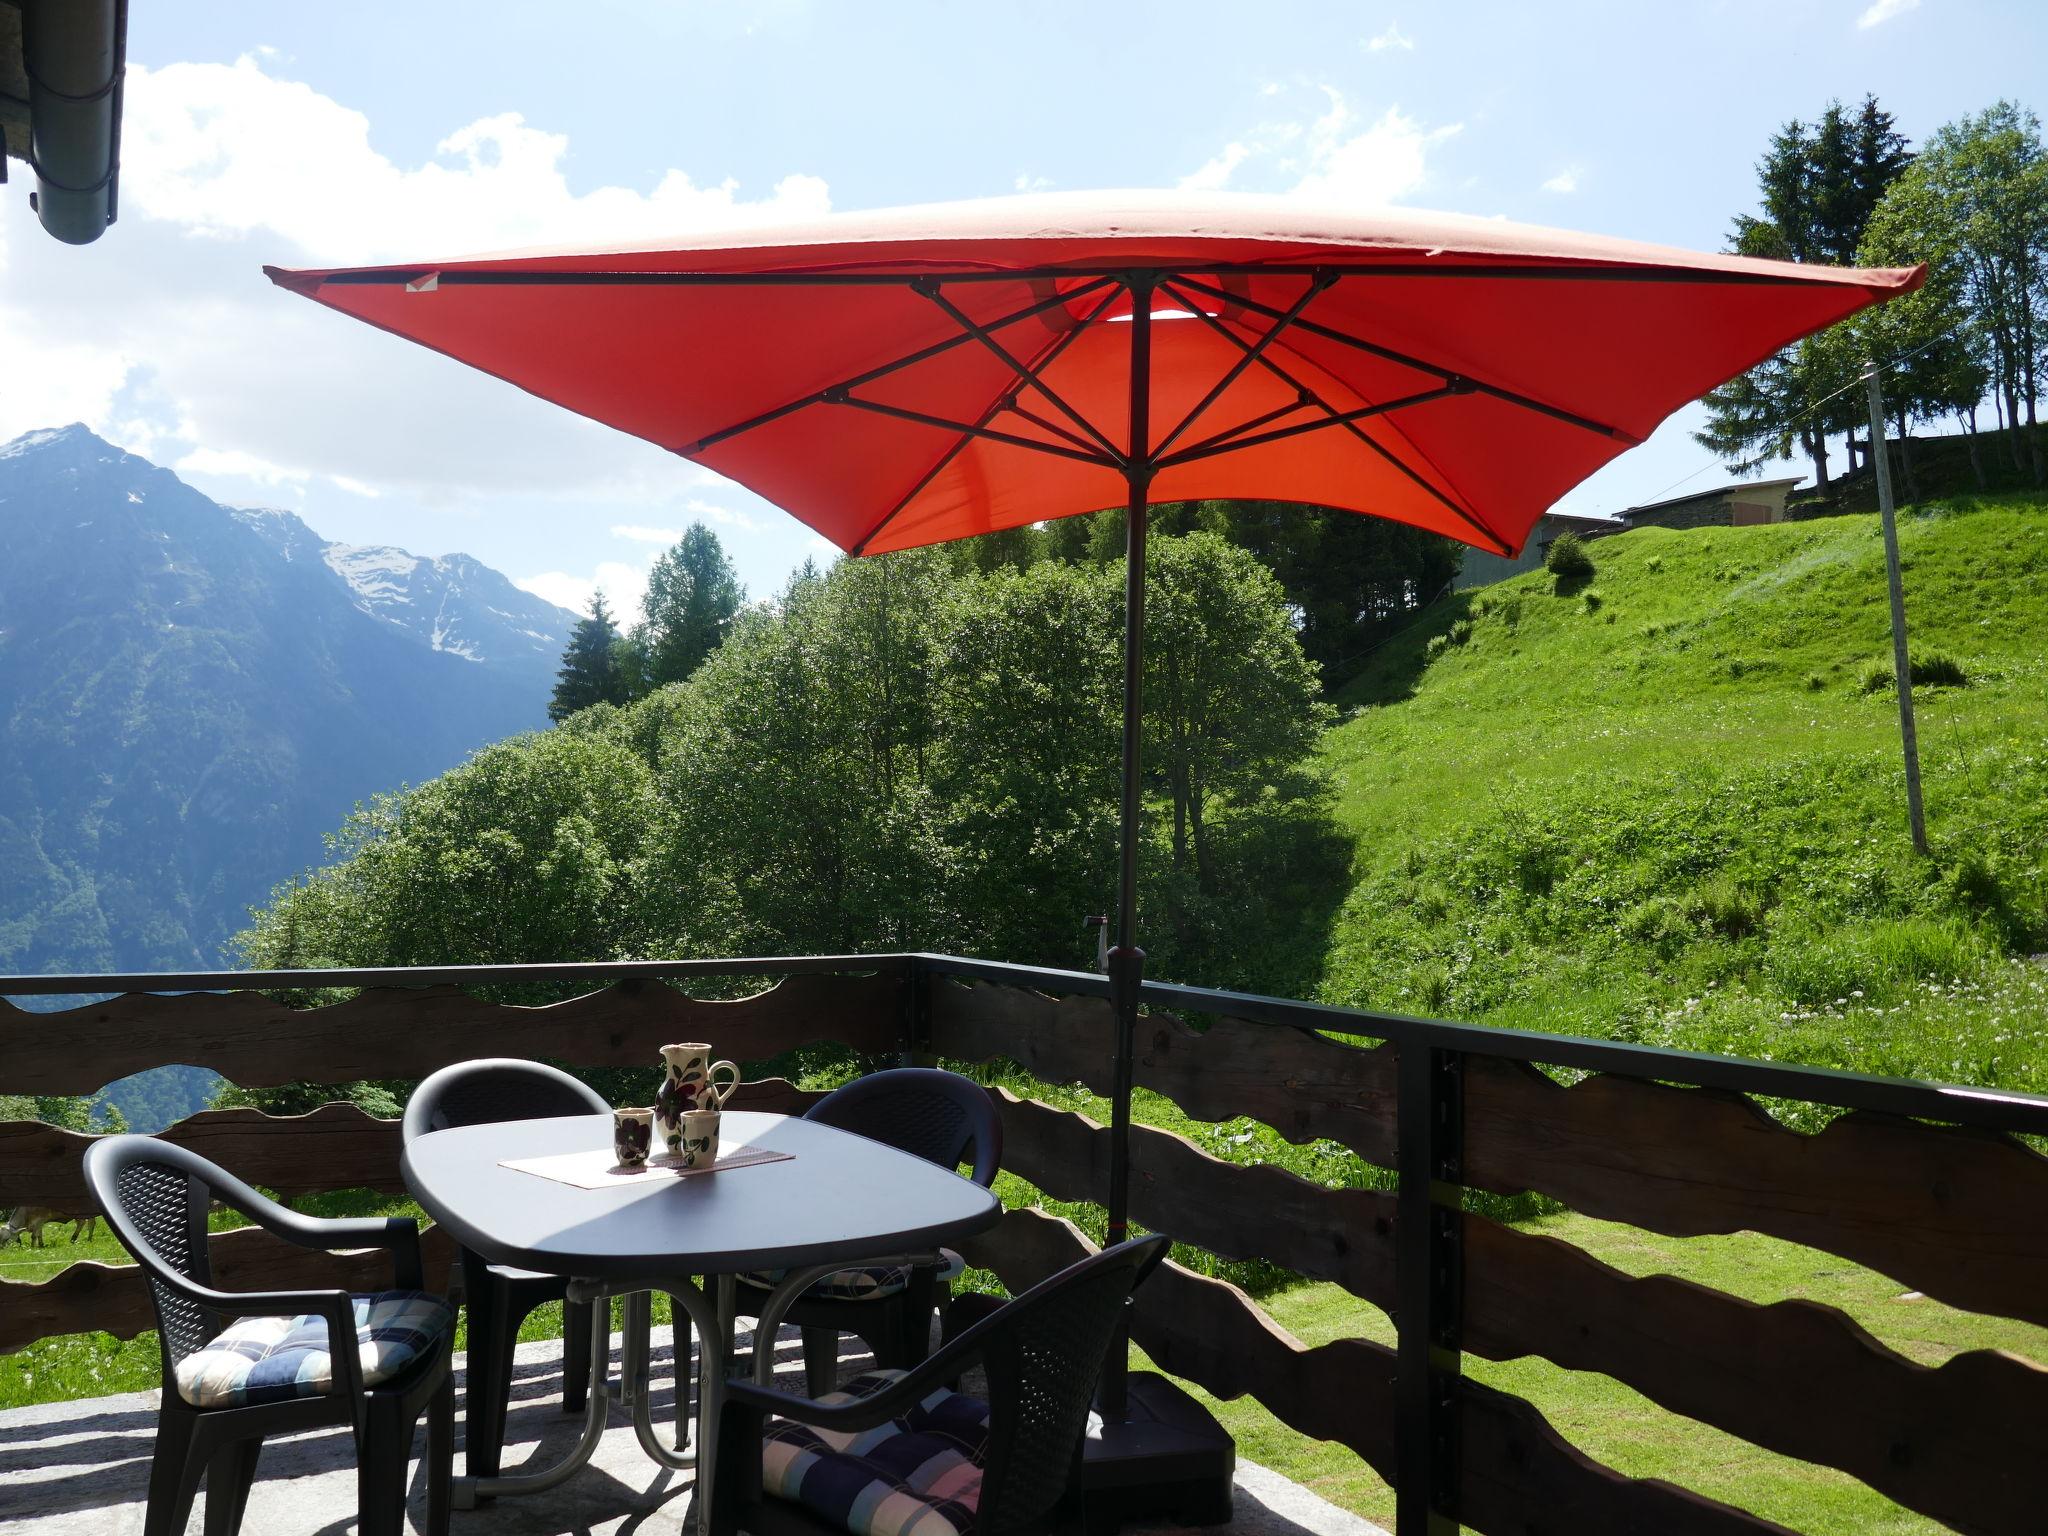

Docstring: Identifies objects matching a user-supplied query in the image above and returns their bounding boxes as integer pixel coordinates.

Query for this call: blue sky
[1,0,2040,617]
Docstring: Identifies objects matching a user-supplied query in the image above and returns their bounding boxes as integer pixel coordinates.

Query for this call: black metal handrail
[7,949,2047,1136]
[913,951,2048,1136]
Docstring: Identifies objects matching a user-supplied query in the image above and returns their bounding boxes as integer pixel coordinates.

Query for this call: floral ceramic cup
[677,1108,721,1171]
[655,1043,740,1154]
[613,1107,653,1170]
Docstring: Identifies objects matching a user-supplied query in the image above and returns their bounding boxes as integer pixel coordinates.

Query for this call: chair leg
[355,1404,409,1536]
[801,1325,839,1398]
[425,1371,455,1536]
[561,1297,593,1414]
[202,1436,262,1536]
[463,1275,521,1481]
[143,1407,204,1536]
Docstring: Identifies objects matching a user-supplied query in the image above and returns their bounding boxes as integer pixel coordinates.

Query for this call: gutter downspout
[22,0,123,244]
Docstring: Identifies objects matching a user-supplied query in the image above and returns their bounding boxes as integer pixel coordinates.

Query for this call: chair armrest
[205,1165,425,1289]
[722,1330,986,1434]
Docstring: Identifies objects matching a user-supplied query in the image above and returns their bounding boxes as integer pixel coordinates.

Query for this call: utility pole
[1863,368,1929,855]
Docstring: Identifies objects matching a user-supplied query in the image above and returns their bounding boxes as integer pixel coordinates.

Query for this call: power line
[1633,337,1945,507]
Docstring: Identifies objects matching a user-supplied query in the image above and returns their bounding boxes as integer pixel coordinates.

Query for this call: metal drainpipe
[22,0,123,244]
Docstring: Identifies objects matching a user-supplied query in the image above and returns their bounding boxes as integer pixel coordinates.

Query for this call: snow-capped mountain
[229,507,574,680]
[0,424,578,984]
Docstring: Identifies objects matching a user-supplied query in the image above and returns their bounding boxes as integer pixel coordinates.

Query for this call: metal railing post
[1396,1044,1464,1534]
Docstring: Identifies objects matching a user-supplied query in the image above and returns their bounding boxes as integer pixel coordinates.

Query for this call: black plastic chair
[402,1057,611,1480]
[713,1234,1169,1536]
[733,1067,1003,1395]
[83,1135,454,1536]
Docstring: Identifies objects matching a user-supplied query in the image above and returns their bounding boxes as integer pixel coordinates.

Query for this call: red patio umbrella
[266,188,1918,1422]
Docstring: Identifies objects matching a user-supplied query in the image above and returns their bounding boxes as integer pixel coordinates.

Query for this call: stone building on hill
[1614,476,1804,533]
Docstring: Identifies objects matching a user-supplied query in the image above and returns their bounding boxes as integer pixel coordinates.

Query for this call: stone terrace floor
[0,1321,1383,1536]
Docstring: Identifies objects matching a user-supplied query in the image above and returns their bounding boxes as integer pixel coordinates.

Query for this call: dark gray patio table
[402,1109,1002,1533]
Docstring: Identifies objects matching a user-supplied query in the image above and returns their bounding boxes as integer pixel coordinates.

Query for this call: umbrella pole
[1081,274,1237,1530]
[1103,274,1154,1416]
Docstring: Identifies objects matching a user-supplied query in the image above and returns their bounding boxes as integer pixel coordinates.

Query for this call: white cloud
[685,497,758,530]
[1364,22,1414,52]
[1012,173,1053,193]
[122,57,830,263]
[0,53,832,524]
[1541,167,1581,194]
[1856,0,1919,26]
[1179,142,1254,193]
[1179,87,1457,205]
[517,558,657,619]
[174,446,307,488]
[1291,94,1460,205]
[611,523,684,545]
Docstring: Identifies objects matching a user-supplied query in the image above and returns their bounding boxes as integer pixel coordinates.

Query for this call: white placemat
[501,1144,793,1189]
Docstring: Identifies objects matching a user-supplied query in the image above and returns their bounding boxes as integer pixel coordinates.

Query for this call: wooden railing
[4,953,2046,1536]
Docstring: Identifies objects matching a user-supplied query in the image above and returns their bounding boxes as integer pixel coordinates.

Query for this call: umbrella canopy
[266,190,1921,562]
[268,193,1919,1415]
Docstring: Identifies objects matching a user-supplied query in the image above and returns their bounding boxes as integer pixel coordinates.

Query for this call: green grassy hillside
[1318,493,2048,1099]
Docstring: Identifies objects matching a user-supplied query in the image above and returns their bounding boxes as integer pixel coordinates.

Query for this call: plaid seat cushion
[762,1369,988,1536]
[173,1290,453,1409]
[743,1249,966,1304]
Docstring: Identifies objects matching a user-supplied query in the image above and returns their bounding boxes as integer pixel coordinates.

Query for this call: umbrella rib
[1005,399,1108,456]
[1153,387,1458,469]
[917,281,1126,463]
[1171,275,1640,444]
[1163,284,1513,555]
[848,293,1118,556]
[1150,272,1337,460]
[685,277,1118,455]
[829,394,1116,466]
[1154,396,1318,462]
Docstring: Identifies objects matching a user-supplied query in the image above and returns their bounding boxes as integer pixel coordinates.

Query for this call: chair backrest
[401,1057,609,1146]
[802,1067,1003,1187]
[969,1234,1170,1535]
[82,1137,232,1374]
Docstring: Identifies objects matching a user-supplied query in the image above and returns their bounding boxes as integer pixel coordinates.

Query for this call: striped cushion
[762,1369,988,1536]
[173,1290,453,1409]
[744,1250,966,1304]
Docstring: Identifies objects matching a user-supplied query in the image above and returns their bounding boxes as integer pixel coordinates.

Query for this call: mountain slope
[1318,494,2048,1096]
[0,425,578,981]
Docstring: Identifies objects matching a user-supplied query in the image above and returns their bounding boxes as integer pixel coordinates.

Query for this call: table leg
[629,1286,706,1471]
[451,1286,613,1509]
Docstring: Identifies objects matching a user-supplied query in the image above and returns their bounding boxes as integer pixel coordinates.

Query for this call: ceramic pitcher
[654,1042,739,1154]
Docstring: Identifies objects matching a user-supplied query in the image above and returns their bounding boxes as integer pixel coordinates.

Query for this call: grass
[1320,494,2048,1098]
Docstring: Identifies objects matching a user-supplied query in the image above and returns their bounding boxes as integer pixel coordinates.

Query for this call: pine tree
[641,525,744,687]
[548,593,624,722]
[1699,96,1914,487]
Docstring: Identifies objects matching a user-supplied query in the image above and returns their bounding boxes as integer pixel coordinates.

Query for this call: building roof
[1619,477,1804,521]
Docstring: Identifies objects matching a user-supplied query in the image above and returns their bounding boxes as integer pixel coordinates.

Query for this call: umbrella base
[1082,1371,1236,1532]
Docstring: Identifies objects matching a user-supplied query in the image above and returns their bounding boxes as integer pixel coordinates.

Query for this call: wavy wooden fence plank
[963,1207,1783,1536]
[0,1078,825,1218]
[0,1223,457,1355]
[1465,1215,2047,1534]
[1464,1055,2048,1327]
[1458,1383,1799,1536]
[991,1090,1397,1308]
[927,979,1398,1164]
[0,971,896,1096]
